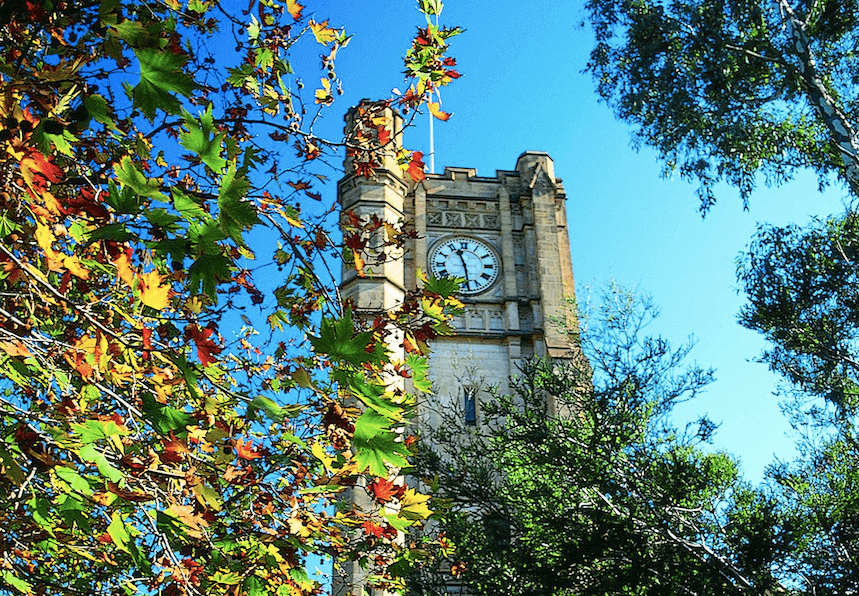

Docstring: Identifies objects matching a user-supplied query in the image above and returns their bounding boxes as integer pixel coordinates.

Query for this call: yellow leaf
[63,255,91,280]
[286,0,303,20]
[399,488,433,521]
[310,441,334,472]
[309,20,337,45]
[428,101,451,121]
[136,271,171,310]
[112,251,135,288]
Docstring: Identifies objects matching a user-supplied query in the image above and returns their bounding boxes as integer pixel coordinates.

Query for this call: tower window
[464,387,477,426]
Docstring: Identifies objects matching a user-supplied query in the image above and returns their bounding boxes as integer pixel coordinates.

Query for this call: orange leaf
[309,20,337,45]
[0,340,32,358]
[136,271,171,310]
[234,438,262,460]
[428,102,451,121]
[286,0,303,20]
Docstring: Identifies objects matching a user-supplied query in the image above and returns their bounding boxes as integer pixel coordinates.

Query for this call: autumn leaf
[368,477,405,503]
[428,101,451,121]
[286,0,304,20]
[408,151,426,182]
[234,438,263,460]
[136,271,171,310]
[185,325,222,367]
[309,20,337,44]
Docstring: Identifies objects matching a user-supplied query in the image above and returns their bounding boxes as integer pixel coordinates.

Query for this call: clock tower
[337,103,579,592]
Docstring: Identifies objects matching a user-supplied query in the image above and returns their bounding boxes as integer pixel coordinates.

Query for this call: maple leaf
[428,102,451,121]
[286,0,304,20]
[132,48,199,120]
[368,477,405,503]
[408,151,426,182]
[309,20,338,45]
[136,271,171,310]
[179,106,227,173]
[309,310,382,366]
[234,438,263,460]
[218,165,258,245]
[185,325,222,367]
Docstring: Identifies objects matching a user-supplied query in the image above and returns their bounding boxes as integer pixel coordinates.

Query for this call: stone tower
[336,103,579,593]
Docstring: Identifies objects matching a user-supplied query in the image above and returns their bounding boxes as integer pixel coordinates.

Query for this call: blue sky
[300,0,848,480]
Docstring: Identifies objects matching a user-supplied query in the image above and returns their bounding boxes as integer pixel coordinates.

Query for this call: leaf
[309,20,337,44]
[407,151,426,182]
[133,48,198,119]
[136,271,171,310]
[78,443,124,482]
[234,438,263,460]
[172,189,208,221]
[286,0,304,20]
[84,94,117,130]
[218,165,258,245]
[114,156,168,203]
[309,310,385,366]
[185,324,222,367]
[399,487,433,521]
[353,409,410,476]
[179,106,228,173]
[428,101,451,121]
[142,393,194,435]
[71,419,130,444]
[407,354,432,393]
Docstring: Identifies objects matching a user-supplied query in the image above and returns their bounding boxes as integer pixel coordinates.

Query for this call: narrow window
[464,386,477,426]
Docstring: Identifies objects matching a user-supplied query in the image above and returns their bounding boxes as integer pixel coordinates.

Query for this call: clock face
[430,237,499,295]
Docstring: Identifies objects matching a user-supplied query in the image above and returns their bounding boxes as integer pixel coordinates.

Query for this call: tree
[738,216,859,594]
[410,288,787,596]
[586,0,859,211]
[0,1,462,594]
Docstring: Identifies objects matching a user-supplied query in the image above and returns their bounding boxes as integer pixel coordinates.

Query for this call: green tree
[739,216,859,594]
[586,0,859,210]
[411,288,784,596]
[0,1,462,594]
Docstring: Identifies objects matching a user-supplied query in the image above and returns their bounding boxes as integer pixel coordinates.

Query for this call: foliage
[586,0,859,210]
[0,1,462,595]
[738,214,859,594]
[409,288,786,596]
[739,213,859,413]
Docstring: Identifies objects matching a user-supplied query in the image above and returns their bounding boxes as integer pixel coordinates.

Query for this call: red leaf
[185,325,222,367]
[408,151,426,182]
[368,477,405,503]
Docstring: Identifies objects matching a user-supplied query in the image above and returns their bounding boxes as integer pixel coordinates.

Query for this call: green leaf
[114,156,168,203]
[71,419,130,444]
[353,409,410,476]
[247,395,306,423]
[132,48,198,120]
[188,252,232,296]
[0,570,33,594]
[107,511,131,554]
[142,393,193,436]
[309,310,386,366]
[55,466,94,495]
[84,94,117,130]
[78,443,124,482]
[0,211,20,237]
[217,165,258,245]
[172,188,208,221]
[407,354,432,393]
[179,105,227,173]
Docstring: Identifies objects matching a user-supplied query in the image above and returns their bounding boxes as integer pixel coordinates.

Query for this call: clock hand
[456,250,470,287]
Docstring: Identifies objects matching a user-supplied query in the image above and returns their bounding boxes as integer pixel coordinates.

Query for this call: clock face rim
[429,236,500,295]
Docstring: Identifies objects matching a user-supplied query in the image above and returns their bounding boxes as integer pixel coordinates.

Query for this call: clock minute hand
[456,250,470,289]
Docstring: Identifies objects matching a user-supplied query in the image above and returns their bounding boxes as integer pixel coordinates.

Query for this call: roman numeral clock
[430,237,499,295]
[336,103,581,596]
